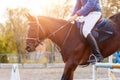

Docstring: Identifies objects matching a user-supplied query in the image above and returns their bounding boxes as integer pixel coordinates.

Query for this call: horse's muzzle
[25,45,35,52]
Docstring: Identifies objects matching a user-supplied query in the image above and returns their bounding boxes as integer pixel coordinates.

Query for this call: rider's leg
[87,33,104,62]
[82,12,104,63]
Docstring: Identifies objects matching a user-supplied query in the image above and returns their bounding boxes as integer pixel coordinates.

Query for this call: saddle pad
[92,20,115,42]
[76,19,107,29]
[76,19,115,43]
[76,21,81,28]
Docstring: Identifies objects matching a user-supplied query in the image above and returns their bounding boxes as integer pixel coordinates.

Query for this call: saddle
[76,17,115,42]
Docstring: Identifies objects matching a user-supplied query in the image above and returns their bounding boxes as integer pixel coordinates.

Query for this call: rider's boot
[87,33,104,63]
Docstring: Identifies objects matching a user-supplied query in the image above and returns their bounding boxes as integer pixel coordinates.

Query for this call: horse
[25,12,120,80]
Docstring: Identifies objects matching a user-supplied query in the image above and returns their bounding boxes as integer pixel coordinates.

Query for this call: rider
[68,0,104,63]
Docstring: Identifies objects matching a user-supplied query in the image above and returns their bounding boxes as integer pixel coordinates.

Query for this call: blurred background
[0,0,120,64]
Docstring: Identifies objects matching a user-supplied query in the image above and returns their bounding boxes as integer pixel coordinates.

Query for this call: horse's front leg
[61,60,78,80]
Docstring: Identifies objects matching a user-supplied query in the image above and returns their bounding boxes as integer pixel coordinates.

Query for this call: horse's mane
[38,16,67,24]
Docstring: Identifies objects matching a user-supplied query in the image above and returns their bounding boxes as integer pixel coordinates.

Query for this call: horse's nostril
[25,46,31,51]
[25,45,35,52]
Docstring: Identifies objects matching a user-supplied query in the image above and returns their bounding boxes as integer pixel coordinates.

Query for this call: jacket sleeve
[71,0,82,16]
[77,0,98,16]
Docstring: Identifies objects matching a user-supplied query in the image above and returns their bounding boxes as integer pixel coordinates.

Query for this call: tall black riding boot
[87,33,104,63]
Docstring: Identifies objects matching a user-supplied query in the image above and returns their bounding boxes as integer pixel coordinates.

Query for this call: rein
[27,17,74,46]
[62,23,74,46]
[47,22,74,46]
[47,22,70,38]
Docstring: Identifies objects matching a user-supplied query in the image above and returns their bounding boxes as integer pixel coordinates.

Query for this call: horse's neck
[47,23,69,48]
[47,22,81,50]
[40,17,68,47]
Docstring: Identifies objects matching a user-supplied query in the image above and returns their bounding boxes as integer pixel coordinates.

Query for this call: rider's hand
[68,14,79,22]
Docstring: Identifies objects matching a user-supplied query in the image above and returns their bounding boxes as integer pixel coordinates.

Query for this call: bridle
[26,16,74,46]
[26,17,45,46]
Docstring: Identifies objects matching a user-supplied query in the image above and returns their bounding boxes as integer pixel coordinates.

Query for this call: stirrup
[88,54,98,64]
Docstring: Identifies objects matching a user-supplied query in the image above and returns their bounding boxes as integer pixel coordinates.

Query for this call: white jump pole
[92,65,97,80]
[10,64,20,80]
[108,55,113,80]
[93,63,120,80]
[94,63,120,68]
[93,54,120,80]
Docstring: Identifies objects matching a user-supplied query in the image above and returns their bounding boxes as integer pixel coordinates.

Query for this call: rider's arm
[76,0,99,16]
[71,0,82,16]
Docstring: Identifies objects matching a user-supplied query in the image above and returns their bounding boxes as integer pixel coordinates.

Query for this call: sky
[0,0,26,23]
[0,0,75,23]
[0,0,50,23]
[0,0,75,24]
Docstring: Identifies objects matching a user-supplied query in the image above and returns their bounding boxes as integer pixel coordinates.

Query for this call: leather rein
[26,17,74,46]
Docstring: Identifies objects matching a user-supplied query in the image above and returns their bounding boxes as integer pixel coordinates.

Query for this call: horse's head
[25,13,46,52]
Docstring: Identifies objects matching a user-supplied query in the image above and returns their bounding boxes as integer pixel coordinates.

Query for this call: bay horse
[25,12,120,80]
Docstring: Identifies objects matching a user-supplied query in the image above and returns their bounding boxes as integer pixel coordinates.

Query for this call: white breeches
[79,12,101,38]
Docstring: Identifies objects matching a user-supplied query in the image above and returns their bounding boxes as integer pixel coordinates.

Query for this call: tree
[5,8,28,63]
[0,23,15,53]
[101,0,120,17]
[44,0,73,19]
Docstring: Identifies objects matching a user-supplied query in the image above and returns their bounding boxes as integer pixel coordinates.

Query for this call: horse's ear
[25,13,35,21]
